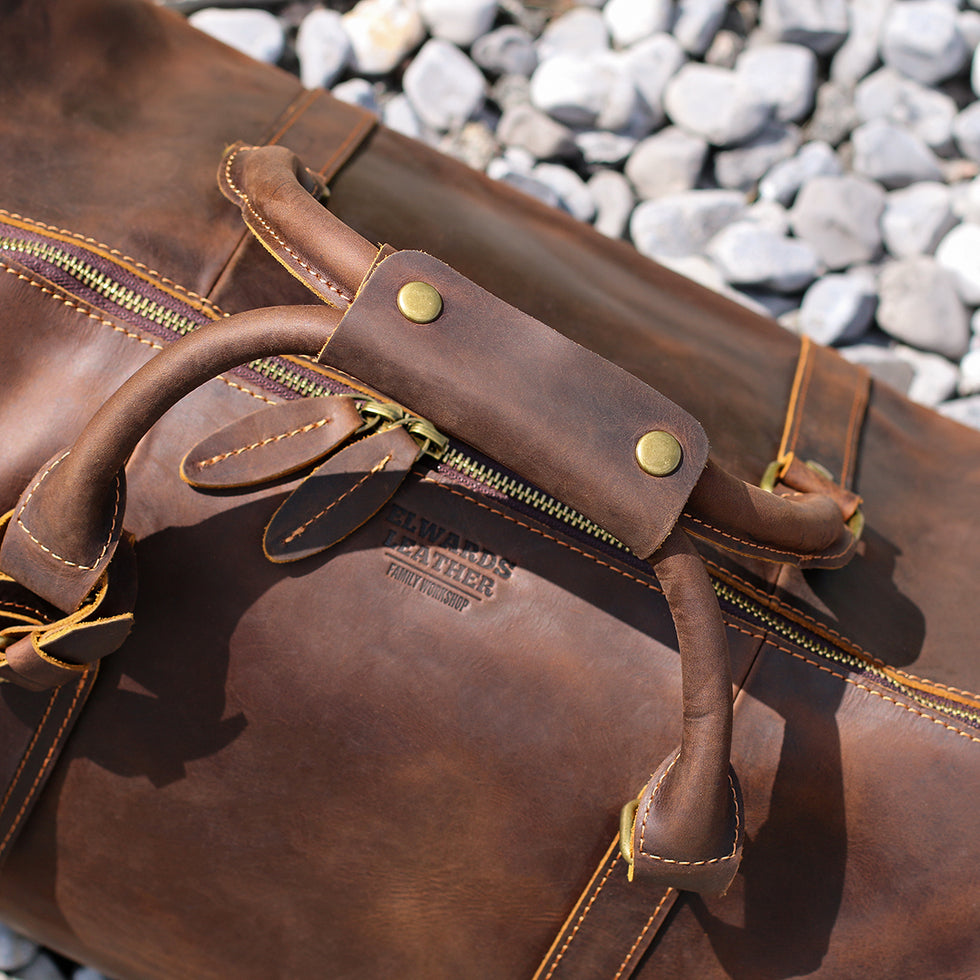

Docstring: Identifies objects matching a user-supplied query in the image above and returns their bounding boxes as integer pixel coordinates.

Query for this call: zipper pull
[262,403,447,564]
[179,395,363,489]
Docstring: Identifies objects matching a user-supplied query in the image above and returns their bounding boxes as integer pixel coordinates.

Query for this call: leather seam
[681,511,852,562]
[222,146,352,306]
[840,375,869,488]
[317,111,377,179]
[611,888,674,980]
[196,416,332,468]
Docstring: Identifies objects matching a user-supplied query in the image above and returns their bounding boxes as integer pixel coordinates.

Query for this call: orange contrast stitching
[196,417,332,468]
[612,889,674,980]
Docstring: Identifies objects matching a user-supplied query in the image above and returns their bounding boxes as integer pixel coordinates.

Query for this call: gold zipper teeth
[8,226,977,729]
[0,236,198,336]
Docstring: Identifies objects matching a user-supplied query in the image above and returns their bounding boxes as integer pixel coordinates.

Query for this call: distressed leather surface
[0,1,978,978]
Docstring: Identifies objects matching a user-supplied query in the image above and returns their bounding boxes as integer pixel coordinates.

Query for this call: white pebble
[188,8,285,64]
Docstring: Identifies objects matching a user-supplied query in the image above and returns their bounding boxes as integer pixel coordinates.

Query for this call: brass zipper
[7,222,979,730]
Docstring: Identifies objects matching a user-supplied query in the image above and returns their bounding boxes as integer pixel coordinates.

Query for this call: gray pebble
[953,103,980,165]
[951,175,980,224]
[974,45,980,98]
[574,130,638,166]
[536,6,608,60]
[489,73,531,112]
[877,256,970,359]
[831,0,895,86]
[332,77,380,115]
[881,181,957,258]
[663,62,770,146]
[958,10,980,51]
[706,221,821,293]
[403,39,486,132]
[530,53,637,130]
[851,119,943,189]
[758,139,843,205]
[342,0,425,76]
[737,43,818,123]
[439,118,499,170]
[603,0,673,49]
[798,272,877,344]
[489,165,561,208]
[72,970,110,980]
[742,290,802,319]
[382,93,424,139]
[11,953,65,980]
[620,33,687,131]
[472,26,538,77]
[296,9,351,90]
[714,121,801,191]
[588,169,636,238]
[625,127,708,199]
[854,68,957,153]
[935,222,980,305]
[418,0,498,47]
[802,80,860,146]
[840,341,916,394]
[188,8,285,63]
[957,348,980,395]
[790,174,886,268]
[938,394,980,430]
[533,163,596,222]
[745,199,792,235]
[658,254,732,295]
[759,0,849,56]
[894,345,961,406]
[704,29,746,68]
[672,0,729,57]
[497,103,576,159]
[630,188,747,259]
[879,0,969,86]
[0,924,37,973]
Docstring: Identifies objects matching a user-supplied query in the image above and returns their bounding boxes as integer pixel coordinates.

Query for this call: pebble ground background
[2,1,979,978]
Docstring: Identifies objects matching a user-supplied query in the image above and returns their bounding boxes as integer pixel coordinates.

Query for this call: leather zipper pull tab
[262,424,423,564]
[180,395,363,489]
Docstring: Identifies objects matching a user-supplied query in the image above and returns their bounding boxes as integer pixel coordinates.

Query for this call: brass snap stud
[397,281,443,324]
[635,431,682,477]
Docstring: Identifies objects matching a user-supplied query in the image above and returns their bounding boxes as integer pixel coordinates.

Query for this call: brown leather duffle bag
[1,2,979,978]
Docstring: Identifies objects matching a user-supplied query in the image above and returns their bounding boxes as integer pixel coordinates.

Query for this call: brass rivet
[396,281,443,323]
[635,431,682,477]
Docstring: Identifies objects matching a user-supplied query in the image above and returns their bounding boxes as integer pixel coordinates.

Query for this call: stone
[758,0,849,55]
[296,9,351,90]
[953,103,980,165]
[894,345,961,406]
[797,272,877,344]
[588,169,636,238]
[533,163,596,222]
[603,0,673,48]
[489,73,530,112]
[188,8,285,64]
[958,9,980,51]
[831,0,895,85]
[704,29,745,68]
[739,290,801,319]
[745,199,791,235]
[938,395,980,431]
[881,182,957,257]
[15,953,66,980]
[0,924,37,972]
[331,77,380,115]
[630,189,747,259]
[737,43,818,123]
[657,254,731,295]
[851,120,943,189]
[418,0,498,47]
[803,80,860,146]
[530,53,637,130]
[713,121,800,191]
[536,6,608,60]
[840,342,916,394]
[382,93,424,138]
[877,256,971,359]
[439,118,499,170]
[624,127,708,200]
[706,221,821,293]
[403,39,486,132]
[620,33,687,131]
[854,68,957,152]
[672,0,728,56]
[758,140,843,205]
[574,130,638,166]
[472,26,538,78]
[958,348,980,395]
[497,103,575,159]
[343,0,425,76]
[73,969,111,980]
[489,164,561,208]
[790,175,886,269]
[974,44,980,98]
[879,0,969,86]
[950,175,980,224]
[935,223,980,305]
[663,63,770,146]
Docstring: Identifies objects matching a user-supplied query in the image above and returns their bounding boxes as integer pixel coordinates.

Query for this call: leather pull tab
[180,396,363,489]
[263,425,421,563]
